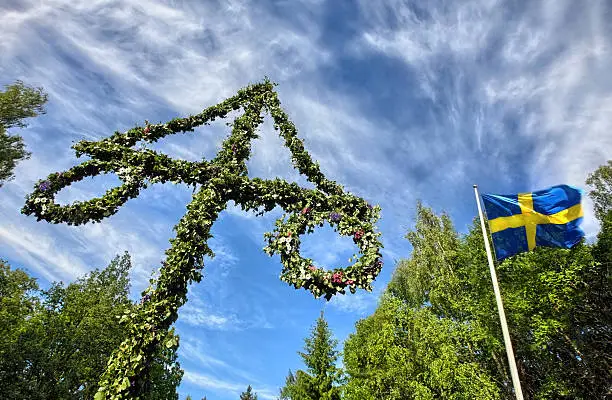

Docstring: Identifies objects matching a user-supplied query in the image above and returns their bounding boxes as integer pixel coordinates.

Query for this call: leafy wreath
[22,80,383,399]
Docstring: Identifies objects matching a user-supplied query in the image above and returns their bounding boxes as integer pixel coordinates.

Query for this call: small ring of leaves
[264,203,382,300]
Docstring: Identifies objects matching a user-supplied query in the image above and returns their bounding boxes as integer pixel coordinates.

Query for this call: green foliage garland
[21,80,383,399]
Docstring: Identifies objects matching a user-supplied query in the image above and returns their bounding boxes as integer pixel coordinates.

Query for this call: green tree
[0,260,42,398]
[387,201,463,316]
[0,80,48,186]
[281,311,342,400]
[344,295,500,400]
[344,205,500,400]
[240,385,258,400]
[279,370,296,399]
[0,253,183,399]
[344,184,612,399]
[586,160,612,221]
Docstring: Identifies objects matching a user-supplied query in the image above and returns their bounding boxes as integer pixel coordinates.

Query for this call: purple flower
[367,203,373,210]
[140,294,151,304]
[39,181,51,191]
[231,144,237,154]
[330,212,342,222]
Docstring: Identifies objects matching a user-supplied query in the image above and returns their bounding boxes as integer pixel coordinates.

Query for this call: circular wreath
[263,204,383,299]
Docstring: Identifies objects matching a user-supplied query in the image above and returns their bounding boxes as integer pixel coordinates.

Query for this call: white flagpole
[473,184,524,400]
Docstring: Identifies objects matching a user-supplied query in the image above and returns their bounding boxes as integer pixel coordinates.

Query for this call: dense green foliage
[0,253,182,399]
[22,80,382,398]
[0,80,48,186]
[280,312,342,400]
[343,177,611,399]
[344,296,500,400]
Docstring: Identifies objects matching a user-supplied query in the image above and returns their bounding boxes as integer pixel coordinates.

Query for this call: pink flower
[354,230,364,240]
[308,265,317,271]
[143,126,150,134]
[287,231,292,237]
[346,279,355,285]
[301,207,311,215]
[332,272,343,283]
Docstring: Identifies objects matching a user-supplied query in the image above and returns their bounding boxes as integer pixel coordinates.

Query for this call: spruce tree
[281,311,342,400]
[239,385,258,400]
[279,370,295,399]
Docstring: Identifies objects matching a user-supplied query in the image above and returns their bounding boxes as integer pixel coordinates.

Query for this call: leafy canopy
[0,80,48,186]
[0,253,182,400]
[586,160,612,221]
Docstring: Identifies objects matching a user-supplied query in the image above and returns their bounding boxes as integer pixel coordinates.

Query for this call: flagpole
[473,184,524,400]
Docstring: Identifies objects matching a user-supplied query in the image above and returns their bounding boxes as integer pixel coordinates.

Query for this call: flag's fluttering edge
[482,185,585,260]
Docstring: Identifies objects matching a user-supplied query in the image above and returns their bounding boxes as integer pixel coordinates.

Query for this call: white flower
[117,167,130,177]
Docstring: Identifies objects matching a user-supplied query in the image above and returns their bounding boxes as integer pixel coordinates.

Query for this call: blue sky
[1,0,611,398]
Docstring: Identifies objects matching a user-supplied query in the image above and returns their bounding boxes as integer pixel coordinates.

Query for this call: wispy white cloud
[180,307,242,330]
[179,338,234,370]
[0,222,88,282]
[183,370,278,400]
[329,289,379,315]
[178,335,265,387]
[179,286,272,331]
[354,0,612,237]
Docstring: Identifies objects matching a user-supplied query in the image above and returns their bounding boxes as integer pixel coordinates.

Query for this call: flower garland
[21,80,383,399]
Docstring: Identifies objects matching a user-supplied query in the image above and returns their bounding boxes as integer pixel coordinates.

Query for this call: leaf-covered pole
[22,80,383,399]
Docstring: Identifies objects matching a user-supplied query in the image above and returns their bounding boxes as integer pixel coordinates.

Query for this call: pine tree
[279,370,295,399]
[281,311,342,400]
[239,385,258,400]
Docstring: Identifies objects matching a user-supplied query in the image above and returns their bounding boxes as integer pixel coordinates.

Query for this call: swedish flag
[482,185,585,260]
